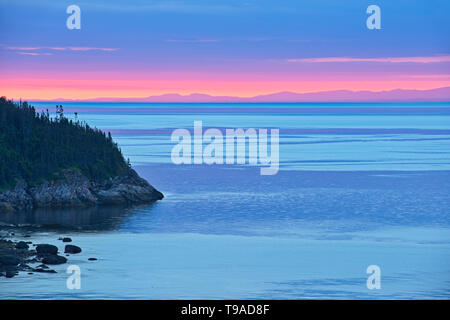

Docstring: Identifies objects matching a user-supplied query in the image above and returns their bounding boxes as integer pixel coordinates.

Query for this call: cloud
[3,45,119,54]
[17,52,52,56]
[287,55,450,64]
[7,46,41,50]
[410,74,450,79]
[66,47,119,51]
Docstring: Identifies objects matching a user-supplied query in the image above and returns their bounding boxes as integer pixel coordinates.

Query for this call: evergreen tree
[0,97,129,189]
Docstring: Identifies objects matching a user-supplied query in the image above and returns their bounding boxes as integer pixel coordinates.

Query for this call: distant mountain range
[35,87,450,103]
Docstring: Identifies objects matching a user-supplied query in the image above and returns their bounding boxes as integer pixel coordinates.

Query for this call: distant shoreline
[22,86,450,103]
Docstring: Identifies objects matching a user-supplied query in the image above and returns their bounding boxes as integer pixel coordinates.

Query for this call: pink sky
[2,75,450,101]
[2,48,450,100]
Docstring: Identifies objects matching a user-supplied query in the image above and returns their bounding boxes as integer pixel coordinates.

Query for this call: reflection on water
[1,166,449,238]
[0,204,158,231]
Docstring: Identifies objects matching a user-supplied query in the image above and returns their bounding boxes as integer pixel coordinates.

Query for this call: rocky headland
[0,168,163,212]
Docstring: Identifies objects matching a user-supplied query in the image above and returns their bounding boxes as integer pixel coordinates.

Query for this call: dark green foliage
[0,97,128,189]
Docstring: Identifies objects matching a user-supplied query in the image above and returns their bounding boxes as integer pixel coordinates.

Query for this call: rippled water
[1,102,449,299]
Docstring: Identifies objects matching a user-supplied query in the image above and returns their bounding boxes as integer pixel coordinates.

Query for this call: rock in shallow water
[42,255,67,265]
[36,244,58,255]
[33,268,57,273]
[0,254,20,266]
[64,245,81,254]
[5,270,16,278]
[15,241,29,250]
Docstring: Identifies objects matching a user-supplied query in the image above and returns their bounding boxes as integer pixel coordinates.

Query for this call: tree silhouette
[0,97,128,189]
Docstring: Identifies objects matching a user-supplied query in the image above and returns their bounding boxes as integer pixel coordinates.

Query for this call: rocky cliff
[0,168,163,212]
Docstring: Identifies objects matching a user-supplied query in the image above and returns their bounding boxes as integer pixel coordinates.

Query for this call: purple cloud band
[287,55,450,64]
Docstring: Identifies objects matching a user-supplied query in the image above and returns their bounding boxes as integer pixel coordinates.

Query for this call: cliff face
[0,169,163,212]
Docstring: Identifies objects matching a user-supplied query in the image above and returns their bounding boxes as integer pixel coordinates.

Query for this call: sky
[0,0,449,100]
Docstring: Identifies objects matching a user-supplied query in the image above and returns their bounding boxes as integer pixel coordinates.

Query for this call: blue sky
[1,0,449,99]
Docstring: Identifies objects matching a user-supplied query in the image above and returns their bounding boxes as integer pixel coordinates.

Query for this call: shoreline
[0,231,94,279]
[1,229,449,298]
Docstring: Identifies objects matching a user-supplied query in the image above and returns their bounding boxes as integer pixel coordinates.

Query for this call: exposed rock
[5,270,16,278]
[65,245,81,254]
[0,181,33,212]
[33,268,56,273]
[88,258,97,261]
[62,237,72,243]
[36,244,58,256]
[0,168,163,212]
[0,239,67,278]
[94,169,164,205]
[0,254,20,266]
[30,170,97,208]
[18,263,33,271]
[15,241,29,250]
[42,255,67,265]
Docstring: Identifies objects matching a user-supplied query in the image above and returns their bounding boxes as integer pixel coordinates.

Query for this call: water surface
[1,102,449,299]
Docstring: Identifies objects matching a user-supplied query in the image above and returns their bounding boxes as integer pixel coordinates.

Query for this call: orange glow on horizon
[1,77,450,100]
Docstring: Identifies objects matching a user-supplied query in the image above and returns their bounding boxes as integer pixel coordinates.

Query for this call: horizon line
[11,86,450,103]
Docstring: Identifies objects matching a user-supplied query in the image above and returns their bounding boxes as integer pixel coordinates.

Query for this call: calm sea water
[1,102,449,299]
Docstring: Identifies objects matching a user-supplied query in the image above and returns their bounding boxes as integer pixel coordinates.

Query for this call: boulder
[64,245,81,254]
[36,244,58,255]
[0,254,20,266]
[15,241,29,250]
[42,255,67,265]
[5,270,16,278]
